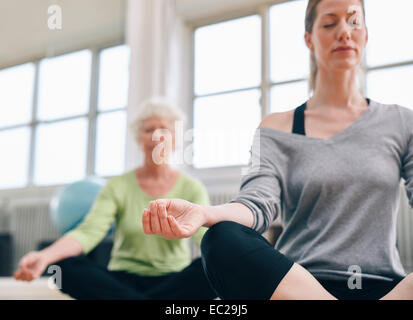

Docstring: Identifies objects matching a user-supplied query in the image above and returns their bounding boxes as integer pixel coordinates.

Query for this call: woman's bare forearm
[41,235,84,265]
[198,202,254,228]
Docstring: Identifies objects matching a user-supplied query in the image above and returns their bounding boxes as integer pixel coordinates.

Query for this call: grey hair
[130,97,186,143]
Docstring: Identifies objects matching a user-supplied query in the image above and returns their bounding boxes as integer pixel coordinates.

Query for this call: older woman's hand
[142,198,206,240]
[14,251,49,282]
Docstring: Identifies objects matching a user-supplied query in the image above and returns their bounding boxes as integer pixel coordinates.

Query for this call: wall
[0,0,126,69]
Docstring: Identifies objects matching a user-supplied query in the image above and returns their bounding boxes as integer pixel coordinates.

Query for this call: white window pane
[34,118,88,185]
[98,45,130,111]
[0,63,34,127]
[271,81,309,113]
[0,127,30,189]
[193,90,261,168]
[365,0,413,67]
[95,111,126,176]
[37,50,91,121]
[270,0,309,82]
[366,66,413,110]
[194,15,261,95]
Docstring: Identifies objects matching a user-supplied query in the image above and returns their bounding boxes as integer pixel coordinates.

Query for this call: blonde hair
[130,97,186,144]
[305,0,367,94]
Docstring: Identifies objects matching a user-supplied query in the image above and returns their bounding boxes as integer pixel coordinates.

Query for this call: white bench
[0,277,73,300]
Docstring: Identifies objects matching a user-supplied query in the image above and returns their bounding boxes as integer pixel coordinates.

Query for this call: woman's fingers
[168,215,188,238]
[158,203,173,239]
[16,255,34,281]
[16,268,31,282]
[20,253,37,270]
[150,201,162,234]
[19,256,29,270]
[14,270,22,280]
[23,271,33,281]
[142,199,185,239]
[142,209,153,234]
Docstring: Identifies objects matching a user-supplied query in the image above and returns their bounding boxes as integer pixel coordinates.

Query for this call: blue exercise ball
[50,177,108,235]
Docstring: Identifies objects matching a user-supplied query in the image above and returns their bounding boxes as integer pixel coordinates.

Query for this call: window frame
[186,1,310,183]
[365,60,413,100]
[185,0,413,184]
[0,40,127,191]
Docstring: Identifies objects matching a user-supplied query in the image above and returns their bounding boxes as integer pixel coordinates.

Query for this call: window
[0,63,34,189]
[0,63,34,127]
[364,0,413,110]
[193,90,261,168]
[192,2,309,169]
[270,0,309,113]
[37,50,92,121]
[364,0,413,68]
[271,81,308,113]
[0,45,129,190]
[269,0,309,83]
[95,111,127,177]
[194,16,261,95]
[366,65,413,109]
[191,0,413,170]
[95,45,130,176]
[98,45,130,111]
[193,15,261,168]
[0,127,30,189]
[34,119,88,186]
[34,50,92,186]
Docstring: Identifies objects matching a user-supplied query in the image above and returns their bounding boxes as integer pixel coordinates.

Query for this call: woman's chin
[329,61,360,72]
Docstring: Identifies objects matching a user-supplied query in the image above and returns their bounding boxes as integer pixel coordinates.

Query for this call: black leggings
[201,221,294,300]
[54,256,216,300]
[200,221,405,300]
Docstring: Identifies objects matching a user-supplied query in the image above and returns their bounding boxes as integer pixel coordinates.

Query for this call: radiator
[0,203,10,234]
[9,201,60,272]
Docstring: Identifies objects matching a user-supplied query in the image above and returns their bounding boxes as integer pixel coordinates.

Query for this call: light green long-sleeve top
[66,169,209,276]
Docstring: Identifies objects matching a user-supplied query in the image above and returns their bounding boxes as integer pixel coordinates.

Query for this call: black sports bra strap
[291,98,371,135]
[292,102,306,135]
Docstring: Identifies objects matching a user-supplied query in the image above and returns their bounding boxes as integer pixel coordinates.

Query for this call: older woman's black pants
[53,256,216,300]
[200,221,294,300]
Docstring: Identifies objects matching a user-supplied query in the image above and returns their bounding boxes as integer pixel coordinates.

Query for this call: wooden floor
[0,277,73,300]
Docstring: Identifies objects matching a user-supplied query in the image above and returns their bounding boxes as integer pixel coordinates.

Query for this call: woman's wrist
[195,202,254,229]
[40,247,57,265]
[195,204,215,227]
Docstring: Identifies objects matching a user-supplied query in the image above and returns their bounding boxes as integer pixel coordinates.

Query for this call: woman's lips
[333,47,354,53]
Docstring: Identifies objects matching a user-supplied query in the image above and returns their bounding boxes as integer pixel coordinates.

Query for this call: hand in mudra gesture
[14,251,49,282]
[142,198,206,240]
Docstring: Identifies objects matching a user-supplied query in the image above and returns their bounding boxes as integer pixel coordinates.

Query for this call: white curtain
[124,0,188,171]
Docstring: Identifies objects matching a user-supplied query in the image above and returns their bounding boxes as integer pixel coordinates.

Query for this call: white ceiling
[0,0,126,69]
[0,0,281,69]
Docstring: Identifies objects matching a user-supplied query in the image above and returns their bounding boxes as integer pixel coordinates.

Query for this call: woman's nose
[337,20,352,41]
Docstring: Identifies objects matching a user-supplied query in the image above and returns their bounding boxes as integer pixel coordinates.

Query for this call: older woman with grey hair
[14,98,216,300]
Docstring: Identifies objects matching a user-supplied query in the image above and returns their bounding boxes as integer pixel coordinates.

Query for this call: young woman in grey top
[142,0,413,300]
